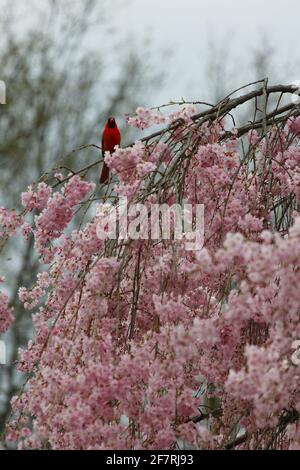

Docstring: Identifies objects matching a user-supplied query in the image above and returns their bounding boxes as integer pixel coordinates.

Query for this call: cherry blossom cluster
[126,105,197,130]
[21,176,95,263]
[3,109,300,450]
[21,182,52,212]
[0,207,24,239]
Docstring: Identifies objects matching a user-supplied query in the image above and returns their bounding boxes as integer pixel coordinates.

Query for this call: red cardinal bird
[99,116,121,184]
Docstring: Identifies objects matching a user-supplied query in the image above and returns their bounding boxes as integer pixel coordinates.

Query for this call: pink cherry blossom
[2,96,300,450]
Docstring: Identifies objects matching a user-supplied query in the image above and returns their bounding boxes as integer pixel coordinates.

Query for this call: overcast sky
[113,0,300,105]
[3,0,300,108]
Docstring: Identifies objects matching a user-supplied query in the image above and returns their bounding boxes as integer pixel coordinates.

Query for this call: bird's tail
[99,161,110,184]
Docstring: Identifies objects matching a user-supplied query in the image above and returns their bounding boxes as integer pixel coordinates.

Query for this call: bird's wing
[101,134,105,158]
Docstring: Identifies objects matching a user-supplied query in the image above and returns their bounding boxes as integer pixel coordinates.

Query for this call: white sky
[113,0,300,105]
[3,0,300,108]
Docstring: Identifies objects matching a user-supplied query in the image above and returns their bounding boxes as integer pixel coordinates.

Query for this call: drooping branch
[41,81,300,192]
